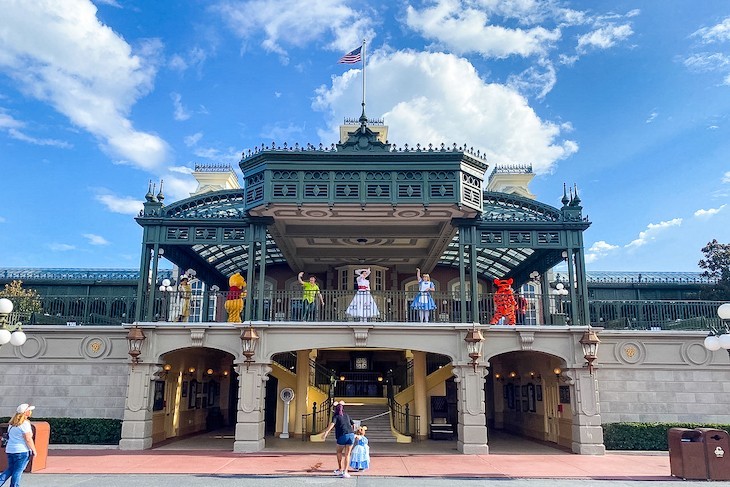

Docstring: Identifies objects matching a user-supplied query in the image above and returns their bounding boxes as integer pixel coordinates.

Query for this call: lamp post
[464,325,485,371]
[704,303,730,358]
[0,298,27,347]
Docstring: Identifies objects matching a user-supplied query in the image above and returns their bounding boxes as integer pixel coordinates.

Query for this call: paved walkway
[34,430,673,481]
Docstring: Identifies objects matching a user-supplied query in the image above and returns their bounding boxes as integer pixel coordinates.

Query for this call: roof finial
[561,183,569,206]
[359,102,367,130]
[572,183,581,206]
[145,180,156,202]
[157,179,165,203]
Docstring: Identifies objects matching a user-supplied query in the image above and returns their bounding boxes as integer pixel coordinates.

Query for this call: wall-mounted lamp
[464,325,485,371]
[529,371,541,381]
[561,250,569,260]
[579,328,600,374]
[126,326,146,365]
[184,366,197,377]
[508,371,518,380]
[206,368,215,376]
[157,363,173,379]
[553,367,562,380]
[377,376,383,382]
[494,373,503,382]
[240,325,259,370]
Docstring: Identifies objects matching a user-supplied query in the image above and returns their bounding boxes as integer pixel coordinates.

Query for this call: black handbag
[1,430,8,448]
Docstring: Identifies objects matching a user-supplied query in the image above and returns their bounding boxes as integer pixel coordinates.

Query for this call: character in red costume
[491,278,517,325]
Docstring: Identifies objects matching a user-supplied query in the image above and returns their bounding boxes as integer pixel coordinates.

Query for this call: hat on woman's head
[16,403,35,414]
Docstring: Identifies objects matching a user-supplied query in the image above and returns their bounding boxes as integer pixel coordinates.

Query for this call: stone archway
[486,349,604,454]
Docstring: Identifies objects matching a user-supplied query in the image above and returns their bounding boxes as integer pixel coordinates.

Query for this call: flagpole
[362,38,366,118]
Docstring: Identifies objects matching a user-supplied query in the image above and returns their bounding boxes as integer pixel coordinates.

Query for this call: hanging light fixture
[579,328,600,374]
[240,325,259,369]
[464,325,485,371]
[126,326,147,365]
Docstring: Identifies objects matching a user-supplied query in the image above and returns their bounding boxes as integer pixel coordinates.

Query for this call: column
[452,364,489,454]
[234,362,271,452]
[293,349,311,437]
[119,363,157,450]
[412,351,428,440]
[567,368,605,455]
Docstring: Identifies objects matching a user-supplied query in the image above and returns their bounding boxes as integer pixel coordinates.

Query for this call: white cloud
[405,0,561,59]
[0,0,169,170]
[93,0,121,7]
[214,0,376,62]
[589,241,619,252]
[6,128,72,148]
[576,24,633,53]
[171,92,191,121]
[506,61,557,99]
[49,243,76,252]
[313,50,577,173]
[625,218,682,249]
[683,52,730,72]
[95,193,144,215]
[694,204,726,218]
[723,171,730,183]
[260,122,306,142]
[83,233,110,245]
[168,166,194,175]
[0,109,71,148]
[584,240,619,264]
[184,132,203,146]
[692,17,730,44]
[161,174,198,201]
[168,47,207,73]
[645,111,657,123]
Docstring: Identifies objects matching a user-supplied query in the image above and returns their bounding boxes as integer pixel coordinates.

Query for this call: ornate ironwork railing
[386,376,420,441]
[301,396,336,440]
[16,289,729,331]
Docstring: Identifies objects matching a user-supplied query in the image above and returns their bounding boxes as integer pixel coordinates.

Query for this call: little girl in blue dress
[349,426,370,471]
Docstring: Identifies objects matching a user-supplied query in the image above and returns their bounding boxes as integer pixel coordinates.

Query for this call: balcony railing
[17,291,727,331]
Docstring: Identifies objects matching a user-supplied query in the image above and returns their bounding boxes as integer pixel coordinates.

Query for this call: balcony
[18,291,727,332]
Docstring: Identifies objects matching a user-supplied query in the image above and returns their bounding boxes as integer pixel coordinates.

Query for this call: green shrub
[603,422,730,450]
[0,417,122,445]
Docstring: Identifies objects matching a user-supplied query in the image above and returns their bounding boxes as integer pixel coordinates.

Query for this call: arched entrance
[151,347,237,446]
[487,350,571,449]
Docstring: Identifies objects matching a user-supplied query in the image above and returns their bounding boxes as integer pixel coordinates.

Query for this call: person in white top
[345,268,380,321]
[0,403,37,487]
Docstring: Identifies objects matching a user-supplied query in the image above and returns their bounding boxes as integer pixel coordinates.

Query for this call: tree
[0,280,42,314]
[698,240,730,301]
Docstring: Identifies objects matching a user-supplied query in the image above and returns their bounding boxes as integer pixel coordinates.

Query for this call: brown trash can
[0,421,50,472]
[697,428,730,481]
[668,427,706,480]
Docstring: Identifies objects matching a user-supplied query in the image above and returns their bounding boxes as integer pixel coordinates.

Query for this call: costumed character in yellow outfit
[224,272,247,322]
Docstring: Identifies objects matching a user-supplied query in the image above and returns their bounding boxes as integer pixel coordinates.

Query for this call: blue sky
[0,0,729,272]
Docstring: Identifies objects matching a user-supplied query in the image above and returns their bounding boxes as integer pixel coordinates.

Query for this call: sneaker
[342,472,351,478]
[334,469,342,476]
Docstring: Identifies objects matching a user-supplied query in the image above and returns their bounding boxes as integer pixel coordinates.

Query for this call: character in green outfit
[298,272,324,321]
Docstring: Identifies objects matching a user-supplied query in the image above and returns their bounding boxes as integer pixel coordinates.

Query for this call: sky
[0,0,729,272]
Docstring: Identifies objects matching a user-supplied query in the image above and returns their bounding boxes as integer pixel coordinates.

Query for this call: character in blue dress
[411,267,436,322]
[349,426,370,471]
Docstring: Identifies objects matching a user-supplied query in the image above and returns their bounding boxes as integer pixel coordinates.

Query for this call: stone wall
[0,326,129,419]
[598,330,730,424]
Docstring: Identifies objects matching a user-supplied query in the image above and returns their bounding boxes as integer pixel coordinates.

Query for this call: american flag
[338,46,362,64]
